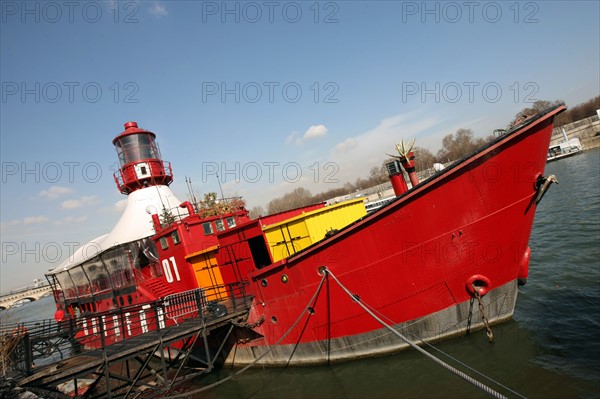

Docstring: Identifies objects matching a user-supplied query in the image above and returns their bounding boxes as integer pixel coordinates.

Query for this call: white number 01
[162,256,181,283]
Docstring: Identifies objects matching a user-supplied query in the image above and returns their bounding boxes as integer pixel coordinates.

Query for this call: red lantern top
[112,122,173,195]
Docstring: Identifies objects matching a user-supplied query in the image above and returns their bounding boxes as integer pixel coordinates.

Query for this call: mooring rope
[161,272,327,398]
[323,267,510,399]
[355,283,527,399]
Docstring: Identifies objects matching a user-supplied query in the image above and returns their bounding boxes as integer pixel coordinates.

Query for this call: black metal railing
[0,282,252,376]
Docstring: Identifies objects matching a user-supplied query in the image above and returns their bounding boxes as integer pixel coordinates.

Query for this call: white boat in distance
[547,128,583,162]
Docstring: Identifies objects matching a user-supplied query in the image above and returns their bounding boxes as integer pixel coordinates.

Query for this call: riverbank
[551,114,600,150]
[583,134,600,150]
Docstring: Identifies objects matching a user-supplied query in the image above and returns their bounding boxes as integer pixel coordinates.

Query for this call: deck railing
[0,282,251,376]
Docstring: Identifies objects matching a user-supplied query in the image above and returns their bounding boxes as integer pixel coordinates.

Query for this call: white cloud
[244,114,444,207]
[149,1,168,17]
[39,186,74,200]
[303,125,328,140]
[55,216,88,225]
[328,112,441,184]
[23,216,49,225]
[287,124,329,145]
[333,138,359,153]
[1,216,47,235]
[285,131,299,145]
[62,196,100,209]
[1,220,21,227]
[96,198,128,214]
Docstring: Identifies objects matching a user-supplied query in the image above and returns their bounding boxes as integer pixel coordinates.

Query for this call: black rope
[324,267,510,399]
[245,280,325,399]
[357,292,527,399]
[161,272,328,398]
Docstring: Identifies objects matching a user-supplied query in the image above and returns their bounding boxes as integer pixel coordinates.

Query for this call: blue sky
[1,0,599,291]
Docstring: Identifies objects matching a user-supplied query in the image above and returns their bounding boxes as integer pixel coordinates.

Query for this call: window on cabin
[202,222,214,235]
[159,236,168,250]
[226,217,236,228]
[171,230,181,244]
[215,219,225,231]
[83,261,110,294]
[101,246,134,289]
[56,271,77,300]
[69,266,92,297]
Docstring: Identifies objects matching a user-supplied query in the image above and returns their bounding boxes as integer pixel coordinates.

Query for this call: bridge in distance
[0,284,52,310]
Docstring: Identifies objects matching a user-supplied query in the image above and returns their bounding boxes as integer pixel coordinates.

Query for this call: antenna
[185,176,194,202]
[216,172,226,203]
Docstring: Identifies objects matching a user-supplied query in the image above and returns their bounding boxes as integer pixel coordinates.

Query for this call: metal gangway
[1,285,253,398]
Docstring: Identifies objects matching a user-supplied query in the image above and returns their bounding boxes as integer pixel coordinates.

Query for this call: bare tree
[249,205,265,219]
[312,186,352,203]
[267,187,313,214]
[412,146,436,172]
[511,100,564,127]
[555,95,599,126]
[368,165,388,185]
[436,129,486,162]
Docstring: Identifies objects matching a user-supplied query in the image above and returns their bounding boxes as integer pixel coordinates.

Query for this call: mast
[561,127,569,142]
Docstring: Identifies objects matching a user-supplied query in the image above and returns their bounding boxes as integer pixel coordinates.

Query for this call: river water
[7,148,599,398]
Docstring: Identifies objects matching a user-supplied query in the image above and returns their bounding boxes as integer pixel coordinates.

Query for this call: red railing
[113,160,173,193]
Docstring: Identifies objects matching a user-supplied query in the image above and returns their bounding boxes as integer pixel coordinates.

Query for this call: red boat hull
[225,107,564,365]
[45,107,563,367]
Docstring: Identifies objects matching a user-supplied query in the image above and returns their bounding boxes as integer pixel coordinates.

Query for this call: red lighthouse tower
[112,122,173,194]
